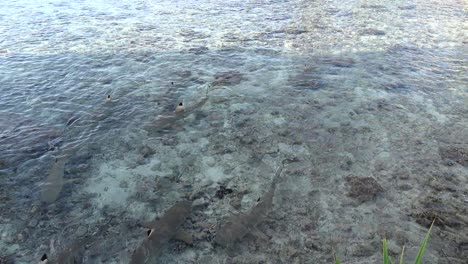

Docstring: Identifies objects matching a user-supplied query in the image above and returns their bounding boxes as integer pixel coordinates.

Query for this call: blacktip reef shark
[151,96,208,126]
[144,84,210,134]
[40,145,79,204]
[39,201,193,264]
[39,238,88,264]
[130,200,193,264]
[38,211,125,264]
[40,155,68,203]
[214,162,286,250]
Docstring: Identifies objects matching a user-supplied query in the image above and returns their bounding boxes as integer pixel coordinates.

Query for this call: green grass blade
[413,220,435,264]
[334,253,341,264]
[383,238,391,264]
[399,245,405,264]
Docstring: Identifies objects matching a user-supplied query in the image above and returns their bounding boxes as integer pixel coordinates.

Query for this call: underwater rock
[288,73,322,90]
[321,57,355,68]
[161,136,178,146]
[339,159,353,171]
[361,4,387,10]
[273,28,308,35]
[0,255,14,264]
[212,71,245,86]
[188,46,209,54]
[28,219,38,228]
[350,242,377,257]
[398,5,416,10]
[284,28,308,35]
[0,224,17,243]
[345,176,384,203]
[139,146,155,158]
[70,163,89,174]
[411,195,468,228]
[76,225,88,237]
[439,146,468,167]
[119,180,129,189]
[100,77,113,85]
[215,186,233,199]
[192,197,209,209]
[387,44,421,54]
[397,183,413,191]
[360,28,386,36]
[174,70,192,78]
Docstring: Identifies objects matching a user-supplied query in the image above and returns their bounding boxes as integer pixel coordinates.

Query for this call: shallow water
[0,0,467,263]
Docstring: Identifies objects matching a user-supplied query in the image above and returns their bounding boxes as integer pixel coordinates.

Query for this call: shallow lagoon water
[0,0,467,263]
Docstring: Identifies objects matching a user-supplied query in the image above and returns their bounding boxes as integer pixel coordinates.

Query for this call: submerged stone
[0,254,14,264]
[345,176,384,203]
[174,70,192,78]
[100,77,113,85]
[188,46,209,54]
[360,28,386,36]
[398,5,416,10]
[215,186,233,199]
[0,159,6,169]
[288,73,322,90]
[360,4,387,10]
[212,71,245,86]
[273,28,308,35]
[439,146,468,167]
[321,57,355,68]
[139,145,155,158]
[411,195,468,229]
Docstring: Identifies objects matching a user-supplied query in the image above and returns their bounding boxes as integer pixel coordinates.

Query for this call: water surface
[0,0,467,263]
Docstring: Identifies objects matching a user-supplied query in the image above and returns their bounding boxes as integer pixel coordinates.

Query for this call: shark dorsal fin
[147,228,154,237]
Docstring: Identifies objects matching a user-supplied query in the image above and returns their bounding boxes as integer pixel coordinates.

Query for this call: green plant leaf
[383,238,391,264]
[413,220,435,264]
[399,245,405,264]
[334,253,341,264]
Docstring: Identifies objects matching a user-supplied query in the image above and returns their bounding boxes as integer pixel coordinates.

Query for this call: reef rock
[345,175,384,203]
[212,71,245,86]
[439,146,468,167]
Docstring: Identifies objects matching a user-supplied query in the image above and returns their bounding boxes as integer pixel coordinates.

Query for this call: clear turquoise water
[0,0,466,263]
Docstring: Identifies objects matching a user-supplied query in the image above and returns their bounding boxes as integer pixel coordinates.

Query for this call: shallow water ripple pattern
[0,0,466,263]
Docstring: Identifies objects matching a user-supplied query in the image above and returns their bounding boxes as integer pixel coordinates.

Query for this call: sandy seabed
[0,0,466,263]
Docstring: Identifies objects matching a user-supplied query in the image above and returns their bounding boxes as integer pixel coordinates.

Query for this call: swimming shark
[129,200,193,264]
[214,163,285,249]
[40,153,72,204]
[144,96,209,135]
